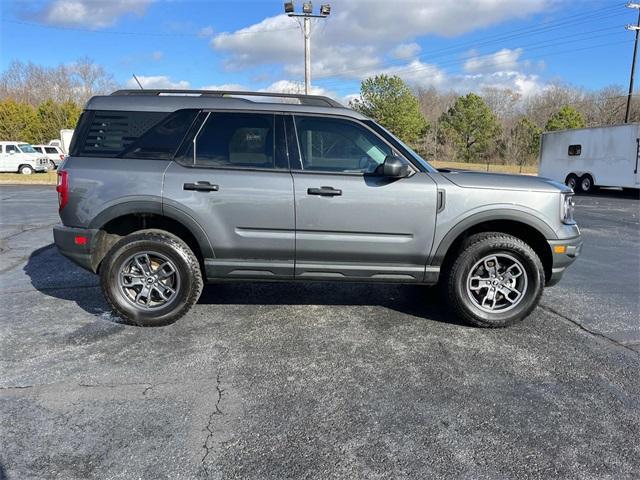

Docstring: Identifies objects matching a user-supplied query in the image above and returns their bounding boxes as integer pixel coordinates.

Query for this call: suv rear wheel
[100,231,203,326]
[445,233,544,328]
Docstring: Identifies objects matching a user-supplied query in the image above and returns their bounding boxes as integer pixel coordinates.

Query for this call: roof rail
[110,89,343,108]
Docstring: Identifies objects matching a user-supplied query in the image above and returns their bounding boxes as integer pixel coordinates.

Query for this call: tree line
[351,75,640,167]
[0,58,116,144]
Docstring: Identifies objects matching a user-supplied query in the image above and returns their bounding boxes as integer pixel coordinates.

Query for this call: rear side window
[45,147,58,154]
[74,110,169,157]
[568,144,581,156]
[183,112,285,170]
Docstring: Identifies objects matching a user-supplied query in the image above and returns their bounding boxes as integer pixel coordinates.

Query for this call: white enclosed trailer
[538,124,640,192]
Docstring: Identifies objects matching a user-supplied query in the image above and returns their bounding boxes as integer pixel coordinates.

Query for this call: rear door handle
[307,186,342,196]
[183,181,219,192]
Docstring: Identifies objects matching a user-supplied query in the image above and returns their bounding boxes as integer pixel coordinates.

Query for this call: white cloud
[126,75,190,89]
[39,0,151,29]
[391,43,421,60]
[198,26,215,38]
[463,48,524,73]
[210,0,548,79]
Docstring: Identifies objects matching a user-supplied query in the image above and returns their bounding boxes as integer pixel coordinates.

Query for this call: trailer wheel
[580,174,595,193]
[565,174,579,192]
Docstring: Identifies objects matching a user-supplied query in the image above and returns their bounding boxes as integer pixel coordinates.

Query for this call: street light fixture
[284,1,331,94]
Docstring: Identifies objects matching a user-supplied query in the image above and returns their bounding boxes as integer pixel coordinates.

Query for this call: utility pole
[625,3,640,123]
[284,2,331,95]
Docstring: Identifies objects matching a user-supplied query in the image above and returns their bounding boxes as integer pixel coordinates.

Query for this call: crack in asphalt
[0,381,170,395]
[539,304,638,355]
[201,372,225,470]
[0,222,58,243]
[0,231,56,274]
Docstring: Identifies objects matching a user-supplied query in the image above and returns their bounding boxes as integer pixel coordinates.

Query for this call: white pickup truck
[0,142,50,174]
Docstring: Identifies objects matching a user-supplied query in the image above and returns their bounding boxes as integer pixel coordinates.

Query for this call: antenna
[132,74,144,90]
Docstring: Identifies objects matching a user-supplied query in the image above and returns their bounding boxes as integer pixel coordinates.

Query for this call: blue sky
[0,0,635,101]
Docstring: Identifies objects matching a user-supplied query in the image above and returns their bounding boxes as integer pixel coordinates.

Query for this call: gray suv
[53,89,582,328]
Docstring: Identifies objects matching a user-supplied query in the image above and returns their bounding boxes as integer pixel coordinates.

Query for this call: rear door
[163,111,295,280]
[289,114,438,282]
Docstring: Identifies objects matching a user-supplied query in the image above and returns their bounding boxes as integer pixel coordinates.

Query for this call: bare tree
[0,58,118,106]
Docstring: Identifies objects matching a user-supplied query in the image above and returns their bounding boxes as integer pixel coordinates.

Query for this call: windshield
[364,120,437,173]
[18,144,36,153]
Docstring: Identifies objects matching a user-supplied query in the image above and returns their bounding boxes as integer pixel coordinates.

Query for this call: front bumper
[546,235,583,286]
[53,224,99,272]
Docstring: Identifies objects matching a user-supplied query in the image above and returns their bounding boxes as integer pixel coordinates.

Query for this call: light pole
[284,2,331,95]
[625,2,640,123]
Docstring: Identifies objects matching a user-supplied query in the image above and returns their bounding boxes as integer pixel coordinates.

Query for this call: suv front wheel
[100,231,203,326]
[445,233,545,328]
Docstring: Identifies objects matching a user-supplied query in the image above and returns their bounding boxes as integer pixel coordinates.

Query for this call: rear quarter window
[72,110,195,159]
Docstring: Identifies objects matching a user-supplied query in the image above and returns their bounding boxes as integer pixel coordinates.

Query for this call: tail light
[59,154,65,161]
[56,170,68,211]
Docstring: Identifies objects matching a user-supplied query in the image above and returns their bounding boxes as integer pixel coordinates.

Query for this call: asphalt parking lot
[1,184,639,479]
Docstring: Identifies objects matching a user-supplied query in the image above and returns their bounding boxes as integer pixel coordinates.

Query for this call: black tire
[445,233,545,328]
[19,164,34,175]
[100,231,203,327]
[49,160,57,170]
[565,173,579,192]
[579,174,594,194]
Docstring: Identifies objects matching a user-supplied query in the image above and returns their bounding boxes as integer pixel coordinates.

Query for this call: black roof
[84,89,366,120]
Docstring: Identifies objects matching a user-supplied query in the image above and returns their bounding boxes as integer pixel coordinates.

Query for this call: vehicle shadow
[23,244,467,328]
[22,244,112,318]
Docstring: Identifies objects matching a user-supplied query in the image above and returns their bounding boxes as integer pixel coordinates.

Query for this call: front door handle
[307,186,342,196]
[183,181,219,192]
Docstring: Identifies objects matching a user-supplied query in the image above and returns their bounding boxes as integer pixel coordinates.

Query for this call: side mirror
[382,155,410,178]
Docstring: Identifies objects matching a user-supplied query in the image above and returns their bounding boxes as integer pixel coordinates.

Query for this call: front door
[289,114,438,282]
[163,112,295,280]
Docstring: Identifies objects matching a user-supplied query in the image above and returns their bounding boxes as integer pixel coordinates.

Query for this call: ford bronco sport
[53,89,582,327]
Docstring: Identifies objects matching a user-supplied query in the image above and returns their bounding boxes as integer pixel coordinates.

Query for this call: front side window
[189,112,279,169]
[294,116,391,173]
[33,146,43,153]
[6,145,18,154]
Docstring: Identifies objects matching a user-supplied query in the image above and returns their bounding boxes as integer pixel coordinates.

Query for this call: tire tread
[446,232,544,328]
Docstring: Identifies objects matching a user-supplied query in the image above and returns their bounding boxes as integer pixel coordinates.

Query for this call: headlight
[561,193,576,224]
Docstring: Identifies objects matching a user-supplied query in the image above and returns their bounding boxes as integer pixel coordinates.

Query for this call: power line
[1,19,299,37]
[314,12,627,81]
[317,33,629,88]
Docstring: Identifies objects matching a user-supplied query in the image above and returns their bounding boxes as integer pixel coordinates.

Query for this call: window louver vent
[79,111,166,156]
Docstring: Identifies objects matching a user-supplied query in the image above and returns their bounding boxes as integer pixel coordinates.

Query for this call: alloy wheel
[118,251,181,310]
[466,253,528,313]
